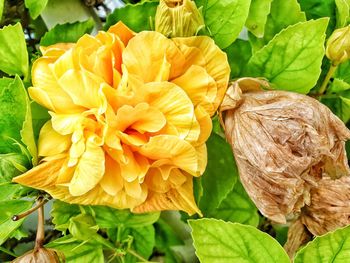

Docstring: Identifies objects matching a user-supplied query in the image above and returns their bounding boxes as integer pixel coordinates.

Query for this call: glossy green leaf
[40,19,95,46]
[46,235,104,263]
[0,23,28,77]
[245,0,272,38]
[246,18,328,93]
[0,152,28,183]
[51,200,160,231]
[0,77,33,156]
[294,225,350,262]
[92,206,160,228]
[199,133,238,215]
[207,181,259,227]
[189,219,290,263]
[0,183,24,201]
[0,200,33,245]
[263,0,306,44]
[122,226,155,263]
[25,0,48,19]
[299,0,336,35]
[335,60,350,83]
[224,39,252,79]
[105,1,158,32]
[69,214,99,242]
[196,0,251,49]
[322,78,350,123]
[335,0,350,27]
[31,102,50,142]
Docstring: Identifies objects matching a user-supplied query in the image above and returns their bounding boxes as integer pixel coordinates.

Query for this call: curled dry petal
[220,78,350,224]
[301,176,350,236]
[13,22,230,215]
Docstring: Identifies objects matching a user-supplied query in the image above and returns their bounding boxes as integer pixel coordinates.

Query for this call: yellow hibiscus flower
[13,22,230,215]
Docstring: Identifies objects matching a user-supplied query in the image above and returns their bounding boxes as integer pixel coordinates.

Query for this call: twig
[12,197,48,221]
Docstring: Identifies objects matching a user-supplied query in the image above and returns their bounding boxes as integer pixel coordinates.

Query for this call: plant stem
[12,197,48,221]
[318,64,338,95]
[127,249,148,262]
[34,198,45,250]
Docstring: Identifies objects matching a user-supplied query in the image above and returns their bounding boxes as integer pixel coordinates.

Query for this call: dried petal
[301,176,350,236]
[12,247,64,263]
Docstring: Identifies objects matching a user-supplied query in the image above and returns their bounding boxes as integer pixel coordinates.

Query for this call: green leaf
[335,60,350,83]
[224,39,252,79]
[31,101,50,142]
[335,0,350,27]
[51,200,160,230]
[51,200,81,232]
[20,81,37,166]
[92,206,160,228]
[294,225,350,262]
[207,180,259,227]
[25,0,48,19]
[299,0,336,35]
[196,0,251,49]
[199,133,238,215]
[0,183,24,201]
[189,219,290,263]
[245,18,329,94]
[0,23,28,77]
[322,76,350,123]
[0,200,33,245]
[263,0,306,44]
[0,152,28,183]
[46,235,104,263]
[0,0,4,22]
[0,77,32,155]
[122,226,155,263]
[40,19,95,46]
[105,1,158,32]
[245,0,272,38]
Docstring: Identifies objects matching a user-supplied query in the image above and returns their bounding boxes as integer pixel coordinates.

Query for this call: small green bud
[326,26,350,65]
[155,0,205,37]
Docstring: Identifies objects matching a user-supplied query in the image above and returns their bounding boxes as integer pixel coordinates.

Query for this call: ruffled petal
[123,31,185,82]
[69,136,105,196]
[107,21,135,46]
[99,154,123,196]
[38,121,71,156]
[139,135,199,176]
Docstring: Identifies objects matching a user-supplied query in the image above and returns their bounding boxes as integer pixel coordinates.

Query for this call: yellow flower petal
[145,82,200,142]
[172,65,217,114]
[99,154,123,196]
[195,105,212,145]
[119,146,149,182]
[107,21,135,46]
[38,121,71,156]
[58,69,106,110]
[115,103,166,133]
[30,57,82,113]
[133,172,201,215]
[139,135,199,176]
[123,31,185,82]
[69,136,105,196]
[173,36,230,115]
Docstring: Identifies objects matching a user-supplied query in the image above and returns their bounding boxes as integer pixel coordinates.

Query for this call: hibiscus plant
[1,0,350,262]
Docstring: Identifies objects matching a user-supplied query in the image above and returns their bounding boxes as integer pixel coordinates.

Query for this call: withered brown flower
[220,78,350,224]
[12,247,64,263]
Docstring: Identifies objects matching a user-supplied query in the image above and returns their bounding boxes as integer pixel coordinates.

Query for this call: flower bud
[220,78,350,224]
[155,0,205,37]
[326,26,350,65]
[12,247,64,263]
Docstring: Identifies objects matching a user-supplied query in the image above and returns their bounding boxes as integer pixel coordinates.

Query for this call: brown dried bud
[300,176,350,236]
[12,247,64,263]
[220,78,350,224]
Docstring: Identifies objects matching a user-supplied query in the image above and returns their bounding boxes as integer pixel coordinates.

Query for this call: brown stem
[12,197,48,221]
[34,202,45,250]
